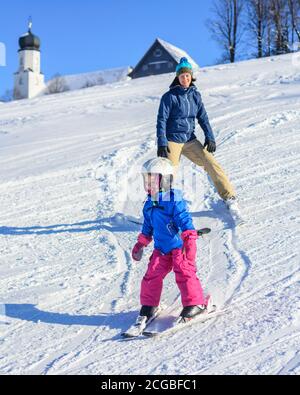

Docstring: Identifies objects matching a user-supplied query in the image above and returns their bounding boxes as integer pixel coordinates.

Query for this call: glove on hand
[181,230,198,263]
[131,234,152,262]
[132,242,145,261]
[157,146,170,158]
[181,230,198,242]
[204,139,216,153]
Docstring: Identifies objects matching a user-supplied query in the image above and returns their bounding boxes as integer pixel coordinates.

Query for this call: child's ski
[143,306,226,338]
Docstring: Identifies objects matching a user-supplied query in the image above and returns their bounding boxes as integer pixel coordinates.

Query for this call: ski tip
[208,304,217,313]
[142,331,159,338]
[197,228,211,236]
[121,332,137,339]
[235,219,246,228]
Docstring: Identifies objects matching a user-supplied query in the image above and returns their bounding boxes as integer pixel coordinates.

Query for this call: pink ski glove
[181,230,198,263]
[132,234,152,262]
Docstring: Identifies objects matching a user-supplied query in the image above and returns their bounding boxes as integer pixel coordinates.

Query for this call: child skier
[128,157,209,336]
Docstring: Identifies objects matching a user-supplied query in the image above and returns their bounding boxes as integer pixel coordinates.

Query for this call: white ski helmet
[141,158,175,192]
[141,157,175,176]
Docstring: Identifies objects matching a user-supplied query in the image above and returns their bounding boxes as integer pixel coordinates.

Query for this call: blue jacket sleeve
[142,206,153,237]
[173,199,195,232]
[196,93,215,142]
[157,93,172,147]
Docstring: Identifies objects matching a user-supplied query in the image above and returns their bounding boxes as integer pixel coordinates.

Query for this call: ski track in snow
[1,53,300,375]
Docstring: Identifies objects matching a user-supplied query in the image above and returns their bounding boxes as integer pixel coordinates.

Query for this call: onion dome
[19,22,41,51]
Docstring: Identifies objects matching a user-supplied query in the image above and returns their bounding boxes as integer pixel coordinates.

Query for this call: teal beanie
[176,57,193,76]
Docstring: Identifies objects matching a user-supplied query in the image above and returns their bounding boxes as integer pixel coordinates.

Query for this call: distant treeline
[207,0,300,63]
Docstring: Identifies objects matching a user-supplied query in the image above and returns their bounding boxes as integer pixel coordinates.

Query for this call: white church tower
[14,20,46,100]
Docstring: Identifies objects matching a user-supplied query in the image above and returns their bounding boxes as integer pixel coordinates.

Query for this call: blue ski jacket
[157,83,215,147]
[141,189,195,255]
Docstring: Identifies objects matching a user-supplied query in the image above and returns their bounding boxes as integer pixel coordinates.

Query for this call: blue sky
[0,0,220,95]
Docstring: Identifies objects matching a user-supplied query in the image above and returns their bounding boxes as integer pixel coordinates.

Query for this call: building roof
[156,38,200,70]
[129,38,200,78]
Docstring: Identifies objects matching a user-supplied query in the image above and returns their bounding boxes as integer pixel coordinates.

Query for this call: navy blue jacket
[157,84,215,147]
[142,189,195,255]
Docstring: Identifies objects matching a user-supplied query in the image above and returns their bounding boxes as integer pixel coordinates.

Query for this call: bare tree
[81,75,105,89]
[210,0,300,62]
[265,6,274,56]
[47,73,70,94]
[96,75,105,85]
[246,0,271,58]
[208,0,245,63]
[269,0,290,55]
[288,0,300,47]
[81,80,95,89]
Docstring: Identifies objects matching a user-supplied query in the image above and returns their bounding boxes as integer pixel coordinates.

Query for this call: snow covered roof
[129,38,200,79]
[157,38,200,70]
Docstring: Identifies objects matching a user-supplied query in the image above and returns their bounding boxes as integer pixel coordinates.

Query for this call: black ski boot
[180,305,207,322]
[122,306,161,338]
[139,306,160,321]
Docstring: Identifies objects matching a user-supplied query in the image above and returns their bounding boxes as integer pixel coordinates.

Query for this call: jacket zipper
[185,94,190,133]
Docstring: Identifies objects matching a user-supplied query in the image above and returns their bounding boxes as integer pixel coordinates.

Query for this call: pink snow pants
[140,247,205,307]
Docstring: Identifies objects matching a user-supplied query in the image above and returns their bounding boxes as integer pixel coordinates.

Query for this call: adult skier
[156,57,241,221]
[124,157,209,337]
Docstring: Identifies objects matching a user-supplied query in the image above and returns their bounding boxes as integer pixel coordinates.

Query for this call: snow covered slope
[0,53,300,375]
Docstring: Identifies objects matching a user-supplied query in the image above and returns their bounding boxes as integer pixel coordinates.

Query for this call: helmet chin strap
[159,174,163,188]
